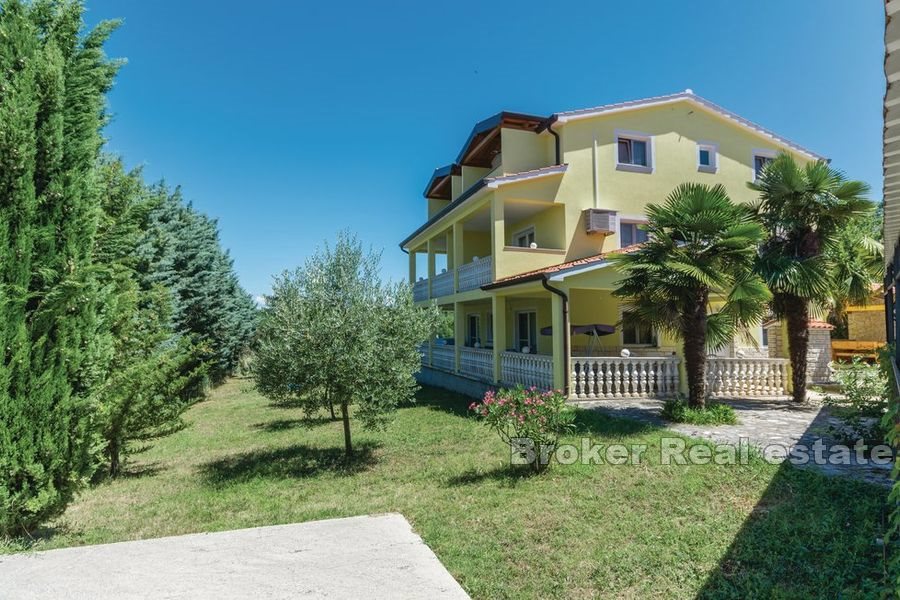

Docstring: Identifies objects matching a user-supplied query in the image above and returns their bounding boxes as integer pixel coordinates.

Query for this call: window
[697,142,718,173]
[615,131,653,173]
[514,227,536,248]
[622,311,654,346]
[618,138,648,166]
[486,314,493,345]
[619,221,649,247]
[467,314,480,347]
[761,326,769,348]
[516,311,537,353]
[753,151,775,180]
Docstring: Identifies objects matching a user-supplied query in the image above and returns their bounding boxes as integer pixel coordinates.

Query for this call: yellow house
[401,90,823,399]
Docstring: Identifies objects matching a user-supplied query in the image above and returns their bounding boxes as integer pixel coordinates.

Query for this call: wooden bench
[831,340,885,362]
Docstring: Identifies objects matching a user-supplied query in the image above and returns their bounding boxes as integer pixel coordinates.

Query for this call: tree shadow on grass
[446,465,538,488]
[570,405,666,438]
[251,416,333,432]
[119,462,164,480]
[1,523,74,552]
[200,442,379,487]
[409,386,474,418]
[695,459,889,597]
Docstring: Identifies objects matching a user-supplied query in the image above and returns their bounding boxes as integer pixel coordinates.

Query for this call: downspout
[545,116,561,165]
[541,277,569,396]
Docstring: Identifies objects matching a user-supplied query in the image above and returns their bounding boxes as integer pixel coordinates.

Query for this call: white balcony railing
[459,347,494,382]
[570,356,681,399]
[457,257,493,292]
[413,279,428,302]
[706,357,789,397]
[430,344,456,372]
[501,352,554,390]
[431,270,455,298]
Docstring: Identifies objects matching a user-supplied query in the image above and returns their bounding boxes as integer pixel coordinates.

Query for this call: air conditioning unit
[584,209,616,235]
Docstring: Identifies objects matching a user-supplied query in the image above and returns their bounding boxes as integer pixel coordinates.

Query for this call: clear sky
[84,0,885,301]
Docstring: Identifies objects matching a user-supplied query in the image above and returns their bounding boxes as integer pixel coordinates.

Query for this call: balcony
[457,257,492,292]
[411,256,494,301]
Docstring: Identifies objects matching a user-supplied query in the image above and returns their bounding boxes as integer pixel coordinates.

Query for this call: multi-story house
[401,90,823,399]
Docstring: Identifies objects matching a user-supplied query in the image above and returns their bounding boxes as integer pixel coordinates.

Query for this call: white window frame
[751,149,777,181]
[697,141,719,174]
[620,308,656,347]
[617,217,649,249]
[615,129,654,174]
[513,226,536,248]
[515,310,538,353]
[466,313,481,347]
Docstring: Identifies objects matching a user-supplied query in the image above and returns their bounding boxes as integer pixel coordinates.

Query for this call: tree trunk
[682,289,709,408]
[326,388,336,421]
[340,401,353,459]
[107,437,121,478]
[783,294,809,403]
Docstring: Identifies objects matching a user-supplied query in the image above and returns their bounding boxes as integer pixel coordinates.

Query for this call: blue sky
[85,1,885,300]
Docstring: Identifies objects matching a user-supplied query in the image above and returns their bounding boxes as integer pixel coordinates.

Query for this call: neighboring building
[885,1,900,376]
[403,90,823,398]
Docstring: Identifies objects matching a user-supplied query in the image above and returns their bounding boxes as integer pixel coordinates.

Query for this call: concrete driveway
[0,514,470,599]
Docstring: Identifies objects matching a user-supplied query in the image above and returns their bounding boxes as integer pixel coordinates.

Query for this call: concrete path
[0,514,470,600]
[578,396,893,486]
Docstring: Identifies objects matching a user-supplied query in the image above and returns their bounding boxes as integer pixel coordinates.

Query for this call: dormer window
[615,130,653,173]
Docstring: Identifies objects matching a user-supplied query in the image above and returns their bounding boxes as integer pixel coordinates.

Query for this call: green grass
[662,397,739,425]
[2,380,889,598]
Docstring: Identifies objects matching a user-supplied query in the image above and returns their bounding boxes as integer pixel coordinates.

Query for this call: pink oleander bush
[469,386,573,473]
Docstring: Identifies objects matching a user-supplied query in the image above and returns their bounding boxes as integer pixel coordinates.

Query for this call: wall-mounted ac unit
[584,209,616,235]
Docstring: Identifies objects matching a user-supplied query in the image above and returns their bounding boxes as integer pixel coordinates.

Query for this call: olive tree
[255,232,439,458]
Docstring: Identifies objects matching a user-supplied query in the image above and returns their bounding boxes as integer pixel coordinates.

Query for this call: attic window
[752,150,776,181]
[697,142,718,173]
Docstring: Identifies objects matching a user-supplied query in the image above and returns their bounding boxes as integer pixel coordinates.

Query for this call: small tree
[751,154,873,402]
[612,183,771,407]
[255,232,439,458]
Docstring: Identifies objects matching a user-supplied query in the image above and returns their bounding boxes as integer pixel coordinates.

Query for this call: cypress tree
[0,0,120,534]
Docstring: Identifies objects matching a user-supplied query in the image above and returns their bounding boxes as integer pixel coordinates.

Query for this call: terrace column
[550,291,567,392]
[408,249,417,285]
[454,302,465,374]
[491,294,506,384]
[426,239,436,298]
[490,194,504,280]
[452,222,464,293]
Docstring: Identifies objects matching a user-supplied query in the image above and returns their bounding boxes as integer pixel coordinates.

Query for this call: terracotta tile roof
[763,318,835,330]
[482,243,644,289]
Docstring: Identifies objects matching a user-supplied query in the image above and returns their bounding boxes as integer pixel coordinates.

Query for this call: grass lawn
[2,379,890,598]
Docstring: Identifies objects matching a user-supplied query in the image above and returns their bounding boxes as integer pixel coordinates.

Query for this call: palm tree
[612,183,771,408]
[750,154,873,403]
[825,208,883,337]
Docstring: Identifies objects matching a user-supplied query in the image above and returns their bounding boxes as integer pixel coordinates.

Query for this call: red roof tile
[483,244,644,289]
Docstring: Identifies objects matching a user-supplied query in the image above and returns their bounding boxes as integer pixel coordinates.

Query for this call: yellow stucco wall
[553,101,812,260]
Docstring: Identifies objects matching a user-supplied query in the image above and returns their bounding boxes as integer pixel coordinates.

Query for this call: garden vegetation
[0,0,256,535]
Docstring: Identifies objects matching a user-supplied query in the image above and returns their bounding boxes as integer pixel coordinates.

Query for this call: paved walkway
[0,514,470,600]
[577,395,894,486]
